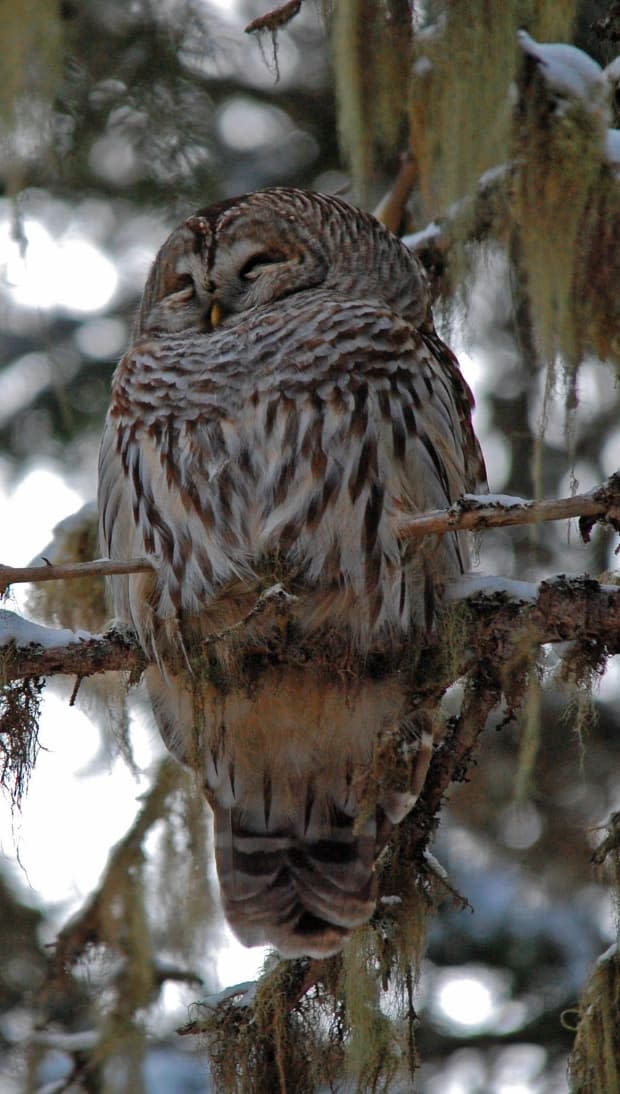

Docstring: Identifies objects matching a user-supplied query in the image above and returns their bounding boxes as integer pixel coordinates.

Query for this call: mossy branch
[52,758,186,973]
[0,619,146,681]
[1,574,620,690]
[400,161,515,261]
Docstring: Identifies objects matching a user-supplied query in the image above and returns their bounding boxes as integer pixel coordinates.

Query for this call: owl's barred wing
[100,278,485,957]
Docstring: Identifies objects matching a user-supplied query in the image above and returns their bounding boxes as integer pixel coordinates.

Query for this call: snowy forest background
[1,1,620,1091]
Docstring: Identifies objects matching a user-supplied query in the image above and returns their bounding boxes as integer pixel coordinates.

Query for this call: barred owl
[98,188,486,958]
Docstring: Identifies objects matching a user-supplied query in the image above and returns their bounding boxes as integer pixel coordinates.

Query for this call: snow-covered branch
[1,574,619,690]
[0,612,146,681]
[399,475,620,540]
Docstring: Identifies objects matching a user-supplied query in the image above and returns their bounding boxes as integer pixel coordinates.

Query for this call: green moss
[0,0,63,194]
[574,170,620,370]
[518,0,576,41]
[514,665,542,801]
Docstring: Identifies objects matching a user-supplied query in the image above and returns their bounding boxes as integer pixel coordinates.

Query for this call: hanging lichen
[520,0,577,42]
[574,165,620,369]
[47,759,211,1091]
[0,665,43,807]
[203,955,345,1093]
[341,927,400,1091]
[410,2,518,221]
[331,0,413,195]
[0,0,63,194]
[27,503,106,634]
[512,33,608,369]
[153,771,217,962]
[568,944,620,1093]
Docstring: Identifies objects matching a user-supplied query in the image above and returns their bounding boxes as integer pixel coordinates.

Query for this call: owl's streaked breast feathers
[98,188,486,957]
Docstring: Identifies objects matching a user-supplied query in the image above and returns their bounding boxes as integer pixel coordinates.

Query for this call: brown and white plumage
[98,188,486,957]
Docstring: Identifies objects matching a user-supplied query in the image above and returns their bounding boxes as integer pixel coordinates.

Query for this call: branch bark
[1,574,619,686]
[244,1,303,35]
[0,557,153,596]
[398,476,620,540]
[0,617,146,681]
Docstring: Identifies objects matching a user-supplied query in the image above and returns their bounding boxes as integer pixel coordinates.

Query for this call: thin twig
[201,583,297,647]
[398,477,620,540]
[0,479,618,595]
[0,556,154,594]
[2,576,620,687]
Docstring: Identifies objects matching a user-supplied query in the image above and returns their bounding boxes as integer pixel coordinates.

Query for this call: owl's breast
[103,292,474,650]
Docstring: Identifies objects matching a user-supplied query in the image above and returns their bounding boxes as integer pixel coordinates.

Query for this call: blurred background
[0,1,619,1091]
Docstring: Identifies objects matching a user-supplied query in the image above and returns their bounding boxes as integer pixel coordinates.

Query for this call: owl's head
[136,188,429,337]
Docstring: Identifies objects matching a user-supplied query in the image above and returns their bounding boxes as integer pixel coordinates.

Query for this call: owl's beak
[210,302,224,329]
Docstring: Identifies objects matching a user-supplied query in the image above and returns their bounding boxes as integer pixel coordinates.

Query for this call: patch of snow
[448,575,538,602]
[200,981,258,1009]
[604,55,620,86]
[518,31,606,112]
[542,572,591,584]
[32,1030,99,1051]
[478,162,513,189]
[0,609,90,649]
[461,492,530,507]
[424,851,449,881]
[413,56,433,78]
[518,30,610,126]
[596,942,618,967]
[605,129,620,165]
[401,221,442,252]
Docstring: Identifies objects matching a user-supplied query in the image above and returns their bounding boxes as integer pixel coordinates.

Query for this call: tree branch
[373,153,418,233]
[0,615,146,681]
[398,475,620,540]
[244,1,303,35]
[1,575,619,688]
[401,161,515,260]
[0,557,153,596]
[0,478,618,596]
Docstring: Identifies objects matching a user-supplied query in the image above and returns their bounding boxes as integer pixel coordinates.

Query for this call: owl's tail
[212,795,386,958]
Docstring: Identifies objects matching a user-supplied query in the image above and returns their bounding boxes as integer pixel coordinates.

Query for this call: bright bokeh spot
[0,467,82,569]
[215,930,268,989]
[0,218,117,313]
[0,695,148,912]
[438,975,494,1027]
